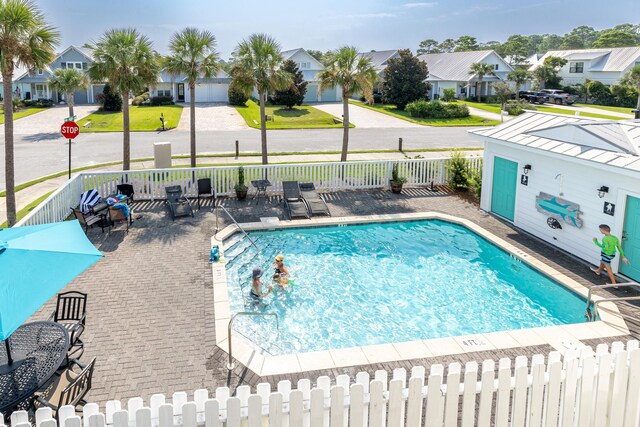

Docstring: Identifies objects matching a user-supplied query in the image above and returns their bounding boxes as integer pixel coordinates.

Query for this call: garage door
[73,89,88,104]
[304,84,318,103]
[320,87,338,102]
[91,85,105,103]
[194,84,229,103]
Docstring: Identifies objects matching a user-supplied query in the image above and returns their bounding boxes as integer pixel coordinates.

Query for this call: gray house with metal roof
[470,111,640,281]
[418,50,513,100]
[13,46,104,104]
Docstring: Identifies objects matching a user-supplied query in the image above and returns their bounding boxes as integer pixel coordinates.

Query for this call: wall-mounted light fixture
[597,186,609,198]
[523,164,532,175]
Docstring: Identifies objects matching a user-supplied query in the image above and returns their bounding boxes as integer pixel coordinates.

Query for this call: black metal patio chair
[49,291,87,363]
[196,178,214,209]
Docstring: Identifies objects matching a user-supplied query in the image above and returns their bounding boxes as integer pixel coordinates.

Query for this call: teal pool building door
[621,195,640,281]
[491,157,518,221]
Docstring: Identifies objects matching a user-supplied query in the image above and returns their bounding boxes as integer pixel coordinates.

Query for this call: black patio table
[0,321,69,415]
[250,179,272,204]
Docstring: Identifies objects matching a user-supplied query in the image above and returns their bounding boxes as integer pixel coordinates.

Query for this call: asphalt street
[0,126,481,188]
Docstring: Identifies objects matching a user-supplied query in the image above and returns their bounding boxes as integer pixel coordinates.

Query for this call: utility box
[154,141,171,169]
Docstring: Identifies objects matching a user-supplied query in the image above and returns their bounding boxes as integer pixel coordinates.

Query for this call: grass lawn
[0,107,49,124]
[235,100,350,129]
[574,103,636,115]
[463,101,627,121]
[351,101,499,126]
[76,105,183,132]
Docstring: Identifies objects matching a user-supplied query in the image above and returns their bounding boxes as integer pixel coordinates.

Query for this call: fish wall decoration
[535,192,583,229]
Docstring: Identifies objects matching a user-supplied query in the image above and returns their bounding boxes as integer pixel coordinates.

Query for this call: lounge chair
[165,185,194,220]
[299,182,331,217]
[282,181,310,219]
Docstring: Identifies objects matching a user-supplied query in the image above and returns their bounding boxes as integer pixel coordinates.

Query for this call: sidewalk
[467,106,512,122]
[0,150,483,224]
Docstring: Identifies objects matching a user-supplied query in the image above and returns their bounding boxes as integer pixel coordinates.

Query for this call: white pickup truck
[540,89,577,105]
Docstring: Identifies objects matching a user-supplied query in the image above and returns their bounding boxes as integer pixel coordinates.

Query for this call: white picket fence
[15,157,482,227]
[4,340,639,427]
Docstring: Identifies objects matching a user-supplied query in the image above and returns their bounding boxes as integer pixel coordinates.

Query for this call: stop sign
[61,121,80,139]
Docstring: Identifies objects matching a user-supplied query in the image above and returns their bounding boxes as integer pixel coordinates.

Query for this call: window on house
[569,62,584,73]
[494,64,499,70]
[299,62,310,69]
[157,90,171,97]
[37,69,43,75]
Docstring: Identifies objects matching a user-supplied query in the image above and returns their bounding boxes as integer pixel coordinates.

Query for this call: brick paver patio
[30,188,640,406]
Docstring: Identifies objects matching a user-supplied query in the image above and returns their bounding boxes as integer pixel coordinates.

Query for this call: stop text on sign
[60,121,80,139]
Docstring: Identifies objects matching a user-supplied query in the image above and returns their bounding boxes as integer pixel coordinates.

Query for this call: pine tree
[382,49,429,110]
[271,59,307,109]
[102,84,122,112]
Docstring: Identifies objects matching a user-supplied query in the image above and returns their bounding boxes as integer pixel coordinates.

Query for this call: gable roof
[56,45,94,62]
[470,112,640,173]
[528,47,640,72]
[357,50,399,72]
[281,48,324,70]
[418,50,512,81]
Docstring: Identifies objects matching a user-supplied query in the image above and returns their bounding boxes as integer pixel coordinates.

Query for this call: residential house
[418,50,513,100]
[528,46,640,86]
[470,112,640,281]
[358,49,401,76]
[0,64,29,101]
[13,46,104,104]
[150,70,232,103]
[281,48,341,102]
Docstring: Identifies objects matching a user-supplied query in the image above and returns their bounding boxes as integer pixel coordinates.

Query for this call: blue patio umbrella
[0,220,103,366]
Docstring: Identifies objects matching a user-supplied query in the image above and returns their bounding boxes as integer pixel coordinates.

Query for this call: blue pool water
[224,220,586,355]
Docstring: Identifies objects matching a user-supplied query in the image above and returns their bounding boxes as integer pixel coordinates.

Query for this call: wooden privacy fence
[4,340,639,427]
[15,157,483,227]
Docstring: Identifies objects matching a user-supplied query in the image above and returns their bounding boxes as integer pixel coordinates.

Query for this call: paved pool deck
[29,187,640,406]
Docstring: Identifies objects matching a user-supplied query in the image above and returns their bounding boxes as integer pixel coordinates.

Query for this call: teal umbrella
[0,220,103,365]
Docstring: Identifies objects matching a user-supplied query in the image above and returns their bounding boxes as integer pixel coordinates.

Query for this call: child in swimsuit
[591,224,629,285]
[272,254,290,288]
[251,267,272,299]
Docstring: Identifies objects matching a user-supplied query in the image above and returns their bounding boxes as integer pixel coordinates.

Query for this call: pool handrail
[592,296,640,322]
[217,202,260,253]
[585,282,639,321]
[227,311,279,370]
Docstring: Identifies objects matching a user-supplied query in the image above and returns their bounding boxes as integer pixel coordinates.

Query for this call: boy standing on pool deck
[591,224,629,284]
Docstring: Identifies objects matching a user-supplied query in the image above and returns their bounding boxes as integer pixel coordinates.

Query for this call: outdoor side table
[0,321,69,414]
[251,179,272,204]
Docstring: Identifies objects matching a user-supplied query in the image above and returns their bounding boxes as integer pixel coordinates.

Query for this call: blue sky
[39,0,639,58]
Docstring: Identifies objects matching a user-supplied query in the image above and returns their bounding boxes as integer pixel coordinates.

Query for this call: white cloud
[348,12,397,18]
[403,2,438,8]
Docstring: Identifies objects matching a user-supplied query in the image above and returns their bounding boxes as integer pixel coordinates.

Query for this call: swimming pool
[224,219,587,356]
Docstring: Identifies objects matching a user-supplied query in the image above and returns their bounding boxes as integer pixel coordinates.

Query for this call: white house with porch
[281,48,341,102]
[150,70,231,103]
[528,46,640,86]
[470,112,640,282]
[418,50,513,100]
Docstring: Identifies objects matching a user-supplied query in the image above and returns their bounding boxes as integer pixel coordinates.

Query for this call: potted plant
[235,166,248,200]
[389,162,407,194]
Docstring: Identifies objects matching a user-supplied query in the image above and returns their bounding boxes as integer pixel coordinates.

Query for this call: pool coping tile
[213,212,630,376]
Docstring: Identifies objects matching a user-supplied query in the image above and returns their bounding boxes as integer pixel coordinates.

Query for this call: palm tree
[0,0,59,227]
[48,68,89,118]
[620,64,640,114]
[230,33,291,165]
[507,69,530,100]
[469,62,496,102]
[87,28,160,171]
[164,28,220,167]
[318,47,377,162]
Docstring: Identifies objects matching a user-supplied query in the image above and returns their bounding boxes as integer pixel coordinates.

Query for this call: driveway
[313,102,420,128]
[4,104,98,135]
[176,103,248,131]
[539,103,634,119]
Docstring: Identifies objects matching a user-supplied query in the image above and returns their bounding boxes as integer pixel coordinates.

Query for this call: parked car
[540,89,577,105]
[517,91,548,104]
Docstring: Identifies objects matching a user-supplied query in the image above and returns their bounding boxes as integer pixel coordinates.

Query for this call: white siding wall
[481,140,640,272]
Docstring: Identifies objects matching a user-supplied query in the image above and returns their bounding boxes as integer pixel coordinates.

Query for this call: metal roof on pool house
[469,112,640,175]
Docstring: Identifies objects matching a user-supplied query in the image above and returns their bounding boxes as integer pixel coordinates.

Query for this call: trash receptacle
[154,141,171,169]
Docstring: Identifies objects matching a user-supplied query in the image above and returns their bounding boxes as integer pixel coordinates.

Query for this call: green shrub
[141,92,150,101]
[150,96,174,106]
[235,166,247,191]
[483,95,498,104]
[390,162,407,184]
[469,166,483,198]
[442,88,456,102]
[228,82,249,106]
[102,84,122,112]
[22,99,53,108]
[446,150,470,190]
[132,96,144,106]
[504,100,528,116]
[406,100,469,119]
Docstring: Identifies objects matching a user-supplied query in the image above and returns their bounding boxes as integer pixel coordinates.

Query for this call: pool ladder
[215,202,261,254]
[585,282,640,321]
[227,311,279,370]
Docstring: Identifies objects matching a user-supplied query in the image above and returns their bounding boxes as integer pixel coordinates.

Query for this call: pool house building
[471,112,640,282]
